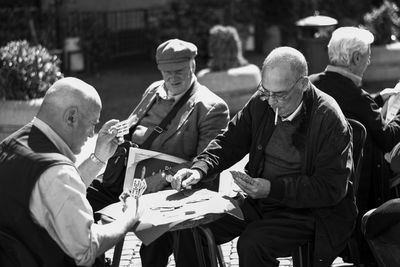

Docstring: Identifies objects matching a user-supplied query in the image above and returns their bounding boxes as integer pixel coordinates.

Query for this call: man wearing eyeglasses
[170,46,356,267]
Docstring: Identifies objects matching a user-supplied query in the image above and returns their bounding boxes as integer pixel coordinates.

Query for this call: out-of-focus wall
[41,0,168,11]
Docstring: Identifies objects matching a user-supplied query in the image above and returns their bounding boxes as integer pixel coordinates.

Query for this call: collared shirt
[281,101,303,122]
[326,65,362,87]
[30,118,102,266]
[156,76,196,102]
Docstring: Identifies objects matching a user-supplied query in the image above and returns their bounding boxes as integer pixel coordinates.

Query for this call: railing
[64,8,163,58]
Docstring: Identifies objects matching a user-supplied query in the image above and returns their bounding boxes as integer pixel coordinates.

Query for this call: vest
[0,123,77,267]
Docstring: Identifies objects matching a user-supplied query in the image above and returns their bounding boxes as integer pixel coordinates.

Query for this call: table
[99,189,242,267]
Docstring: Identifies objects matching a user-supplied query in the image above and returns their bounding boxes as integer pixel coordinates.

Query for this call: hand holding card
[230,170,255,185]
[109,119,130,143]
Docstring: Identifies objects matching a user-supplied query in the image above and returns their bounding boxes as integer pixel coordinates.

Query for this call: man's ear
[64,107,78,127]
[191,60,196,73]
[351,51,362,65]
[300,76,309,91]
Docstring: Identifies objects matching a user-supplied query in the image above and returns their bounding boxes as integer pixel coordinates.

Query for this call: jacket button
[257,145,262,150]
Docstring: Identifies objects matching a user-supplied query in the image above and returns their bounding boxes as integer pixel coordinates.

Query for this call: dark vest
[0,123,77,267]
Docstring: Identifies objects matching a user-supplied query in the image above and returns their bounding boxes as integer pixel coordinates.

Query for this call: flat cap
[156,39,197,71]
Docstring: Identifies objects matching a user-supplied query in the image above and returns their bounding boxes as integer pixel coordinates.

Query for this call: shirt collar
[326,65,362,87]
[33,117,76,162]
[158,76,196,102]
[281,101,303,122]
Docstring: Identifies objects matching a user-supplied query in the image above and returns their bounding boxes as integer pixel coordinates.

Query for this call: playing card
[115,120,130,137]
[230,170,255,185]
[131,178,146,199]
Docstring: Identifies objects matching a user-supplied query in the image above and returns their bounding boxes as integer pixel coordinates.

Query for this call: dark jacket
[310,71,400,208]
[0,124,76,267]
[192,84,357,266]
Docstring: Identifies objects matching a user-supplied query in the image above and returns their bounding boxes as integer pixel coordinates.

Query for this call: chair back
[348,118,367,195]
[0,230,39,267]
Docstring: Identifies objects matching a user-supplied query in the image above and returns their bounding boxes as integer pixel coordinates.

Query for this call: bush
[0,40,63,100]
[363,0,400,45]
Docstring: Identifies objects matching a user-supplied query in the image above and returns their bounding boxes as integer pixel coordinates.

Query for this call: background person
[197,25,261,115]
[309,26,400,265]
[171,47,356,267]
[0,77,140,267]
[87,38,230,267]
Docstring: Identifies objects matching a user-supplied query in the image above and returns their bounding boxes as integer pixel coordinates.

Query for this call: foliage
[0,8,58,50]
[363,0,400,45]
[316,0,375,25]
[148,0,227,59]
[0,40,63,100]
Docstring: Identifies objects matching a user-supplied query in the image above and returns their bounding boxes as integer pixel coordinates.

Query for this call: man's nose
[268,97,278,106]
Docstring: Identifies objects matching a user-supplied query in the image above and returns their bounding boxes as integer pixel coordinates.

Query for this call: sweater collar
[326,65,362,87]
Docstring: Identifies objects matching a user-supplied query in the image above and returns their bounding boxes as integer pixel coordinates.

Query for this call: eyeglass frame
[257,76,306,101]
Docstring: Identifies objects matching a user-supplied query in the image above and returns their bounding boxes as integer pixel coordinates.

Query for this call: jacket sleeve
[268,107,353,208]
[352,89,400,153]
[192,96,257,178]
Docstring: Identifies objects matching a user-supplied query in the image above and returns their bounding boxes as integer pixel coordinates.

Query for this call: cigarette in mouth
[275,107,279,125]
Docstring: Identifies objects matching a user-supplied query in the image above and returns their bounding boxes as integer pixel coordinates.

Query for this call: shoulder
[308,85,348,127]
[310,71,356,90]
[192,81,228,107]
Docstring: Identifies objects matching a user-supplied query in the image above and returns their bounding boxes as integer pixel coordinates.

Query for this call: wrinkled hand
[233,177,271,199]
[169,168,202,191]
[144,172,169,193]
[94,119,120,163]
[380,86,400,102]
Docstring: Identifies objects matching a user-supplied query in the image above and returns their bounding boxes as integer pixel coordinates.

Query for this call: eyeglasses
[258,76,304,101]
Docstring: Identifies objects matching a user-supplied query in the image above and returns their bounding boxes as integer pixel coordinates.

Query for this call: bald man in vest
[0,77,140,266]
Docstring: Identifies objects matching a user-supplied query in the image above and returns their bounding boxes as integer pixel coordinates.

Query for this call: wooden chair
[292,118,367,267]
[0,230,39,267]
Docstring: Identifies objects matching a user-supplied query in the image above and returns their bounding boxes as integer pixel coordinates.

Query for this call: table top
[98,188,243,245]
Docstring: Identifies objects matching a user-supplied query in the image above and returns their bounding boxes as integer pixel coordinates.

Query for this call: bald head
[262,46,308,80]
[37,77,102,154]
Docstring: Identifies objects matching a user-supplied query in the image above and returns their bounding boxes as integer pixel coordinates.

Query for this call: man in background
[310,26,400,265]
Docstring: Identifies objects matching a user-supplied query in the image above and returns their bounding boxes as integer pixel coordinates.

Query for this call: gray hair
[328,27,374,67]
[262,46,308,80]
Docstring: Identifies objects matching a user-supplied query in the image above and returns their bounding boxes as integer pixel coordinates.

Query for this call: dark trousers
[211,199,315,267]
[172,198,314,267]
[87,180,120,221]
[140,229,204,267]
[363,199,400,266]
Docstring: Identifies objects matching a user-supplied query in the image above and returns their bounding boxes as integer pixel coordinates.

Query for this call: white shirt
[281,101,303,122]
[29,118,103,266]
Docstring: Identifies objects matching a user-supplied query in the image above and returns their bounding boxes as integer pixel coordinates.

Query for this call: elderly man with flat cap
[87,39,229,266]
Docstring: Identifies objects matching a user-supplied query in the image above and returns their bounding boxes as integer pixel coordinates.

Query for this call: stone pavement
[105,233,348,267]
[105,233,351,266]
[105,233,295,267]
